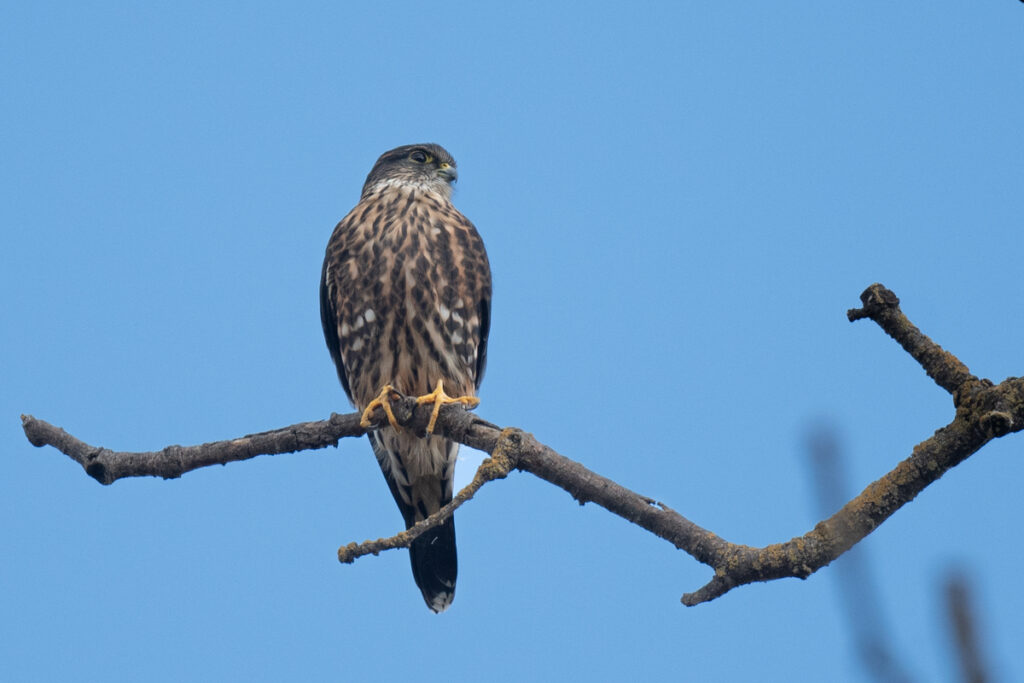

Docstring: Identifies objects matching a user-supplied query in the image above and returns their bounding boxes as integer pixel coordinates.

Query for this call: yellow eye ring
[410,150,431,163]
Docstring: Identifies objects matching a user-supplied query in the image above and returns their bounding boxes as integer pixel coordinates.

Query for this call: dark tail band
[409,516,457,613]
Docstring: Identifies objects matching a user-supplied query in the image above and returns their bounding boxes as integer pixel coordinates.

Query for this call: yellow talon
[360,385,402,430]
[417,379,480,434]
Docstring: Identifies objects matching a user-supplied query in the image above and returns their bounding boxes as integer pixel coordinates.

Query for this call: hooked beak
[437,163,458,183]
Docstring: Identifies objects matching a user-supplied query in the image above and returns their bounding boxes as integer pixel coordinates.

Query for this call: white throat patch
[366,176,453,201]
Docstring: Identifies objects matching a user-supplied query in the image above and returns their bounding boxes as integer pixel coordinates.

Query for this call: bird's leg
[416,379,480,434]
[360,385,403,430]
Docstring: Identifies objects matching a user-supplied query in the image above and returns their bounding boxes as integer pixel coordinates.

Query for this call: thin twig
[847,283,976,395]
[338,428,519,562]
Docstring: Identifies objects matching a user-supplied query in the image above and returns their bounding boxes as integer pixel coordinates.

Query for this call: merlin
[320,144,492,612]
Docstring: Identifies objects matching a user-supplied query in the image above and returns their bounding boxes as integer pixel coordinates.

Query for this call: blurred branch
[805,424,913,683]
[946,571,990,683]
[20,283,1024,607]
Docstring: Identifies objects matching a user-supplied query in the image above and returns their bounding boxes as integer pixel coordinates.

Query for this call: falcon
[320,144,492,612]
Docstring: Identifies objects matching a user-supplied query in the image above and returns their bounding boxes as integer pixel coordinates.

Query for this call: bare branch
[20,412,369,485]
[20,284,1024,607]
[338,429,518,562]
[847,282,976,394]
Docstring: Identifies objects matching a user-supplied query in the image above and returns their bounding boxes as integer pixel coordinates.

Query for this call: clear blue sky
[4,3,1023,681]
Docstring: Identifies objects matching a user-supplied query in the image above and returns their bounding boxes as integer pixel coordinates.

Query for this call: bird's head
[361,143,458,200]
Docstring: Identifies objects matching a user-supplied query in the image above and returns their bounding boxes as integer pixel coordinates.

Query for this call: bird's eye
[410,150,429,163]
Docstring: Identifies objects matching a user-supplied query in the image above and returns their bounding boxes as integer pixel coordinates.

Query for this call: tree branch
[337,428,518,563]
[21,412,368,484]
[847,282,976,394]
[21,283,1023,606]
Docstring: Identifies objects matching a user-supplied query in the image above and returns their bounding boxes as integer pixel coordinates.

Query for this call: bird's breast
[334,190,485,406]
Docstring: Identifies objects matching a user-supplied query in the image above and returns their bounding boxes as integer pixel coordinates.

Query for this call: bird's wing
[320,250,353,403]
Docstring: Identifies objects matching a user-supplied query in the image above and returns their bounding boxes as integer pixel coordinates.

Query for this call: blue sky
[3,2,1023,681]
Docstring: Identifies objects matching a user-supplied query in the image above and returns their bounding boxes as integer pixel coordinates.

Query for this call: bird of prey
[320,144,492,612]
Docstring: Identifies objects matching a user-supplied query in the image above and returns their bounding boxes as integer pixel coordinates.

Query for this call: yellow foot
[417,380,480,434]
[360,385,402,430]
